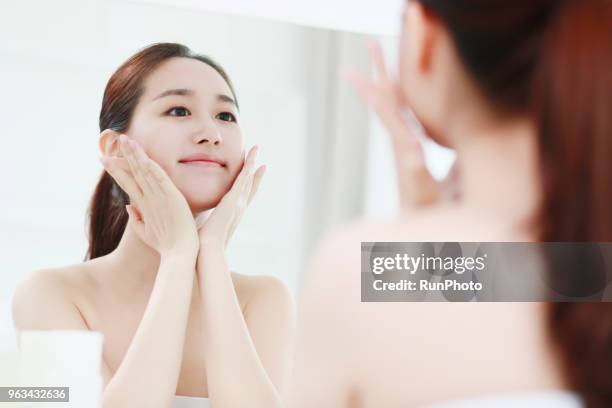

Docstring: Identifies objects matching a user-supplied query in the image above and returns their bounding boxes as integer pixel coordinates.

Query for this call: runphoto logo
[371,253,487,275]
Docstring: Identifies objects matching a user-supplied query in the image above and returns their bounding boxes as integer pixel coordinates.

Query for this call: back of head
[415,0,612,406]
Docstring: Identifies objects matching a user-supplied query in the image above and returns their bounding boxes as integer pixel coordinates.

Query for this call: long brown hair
[415,0,612,406]
[86,42,238,260]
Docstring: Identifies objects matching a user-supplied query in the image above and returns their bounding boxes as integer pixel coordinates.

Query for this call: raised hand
[100,134,199,258]
[347,41,443,210]
[196,145,265,250]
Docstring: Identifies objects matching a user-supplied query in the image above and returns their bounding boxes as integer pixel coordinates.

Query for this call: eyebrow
[217,93,237,107]
[152,88,237,108]
[152,88,195,100]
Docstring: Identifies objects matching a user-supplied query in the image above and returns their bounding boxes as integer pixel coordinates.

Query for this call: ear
[405,2,440,74]
[99,129,122,157]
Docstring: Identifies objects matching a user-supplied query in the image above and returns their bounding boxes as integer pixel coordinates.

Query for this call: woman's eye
[166,106,191,117]
[216,112,237,123]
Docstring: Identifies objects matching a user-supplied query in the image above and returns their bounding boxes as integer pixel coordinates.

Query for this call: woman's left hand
[196,145,266,250]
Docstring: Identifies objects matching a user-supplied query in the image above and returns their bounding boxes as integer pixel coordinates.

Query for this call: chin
[182,187,228,213]
[186,196,224,213]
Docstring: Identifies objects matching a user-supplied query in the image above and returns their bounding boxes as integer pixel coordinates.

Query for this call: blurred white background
[0,0,454,352]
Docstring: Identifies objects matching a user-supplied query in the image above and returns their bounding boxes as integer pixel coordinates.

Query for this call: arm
[12,255,195,408]
[102,253,195,408]
[285,231,361,408]
[243,275,296,395]
[197,244,295,408]
[99,134,201,407]
[14,133,200,407]
[196,146,295,407]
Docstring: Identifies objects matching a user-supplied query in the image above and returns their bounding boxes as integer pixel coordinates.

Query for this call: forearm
[197,242,282,408]
[102,252,196,408]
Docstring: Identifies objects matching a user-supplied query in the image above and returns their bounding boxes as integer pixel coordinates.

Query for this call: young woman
[12,43,295,408]
[288,0,611,407]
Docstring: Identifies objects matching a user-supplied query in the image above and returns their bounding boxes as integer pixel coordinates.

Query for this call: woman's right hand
[100,134,199,258]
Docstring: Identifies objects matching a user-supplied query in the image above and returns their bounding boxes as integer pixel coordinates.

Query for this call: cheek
[223,128,245,175]
[140,140,178,177]
[125,139,181,190]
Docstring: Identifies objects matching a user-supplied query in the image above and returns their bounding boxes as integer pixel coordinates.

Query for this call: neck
[108,217,161,286]
[103,208,211,288]
[450,110,541,230]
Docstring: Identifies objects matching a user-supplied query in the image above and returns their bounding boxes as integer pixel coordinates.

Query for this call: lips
[179,153,226,167]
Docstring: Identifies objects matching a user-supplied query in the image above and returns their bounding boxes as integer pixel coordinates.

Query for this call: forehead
[141,56,232,100]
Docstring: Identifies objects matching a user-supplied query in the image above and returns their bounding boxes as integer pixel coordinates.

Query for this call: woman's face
[127,57,243,212]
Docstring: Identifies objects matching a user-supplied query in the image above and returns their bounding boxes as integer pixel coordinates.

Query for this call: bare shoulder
[297,204,518,344]
[12,262,97,331]
[297,207,553,405]
[299,205,523,322]
[311,204,520,266]
[230,271,294,316]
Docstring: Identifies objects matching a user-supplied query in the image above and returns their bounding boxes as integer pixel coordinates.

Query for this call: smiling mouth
[179,159,225,168]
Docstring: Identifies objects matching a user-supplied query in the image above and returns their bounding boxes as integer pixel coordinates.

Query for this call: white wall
[130,0,405,35]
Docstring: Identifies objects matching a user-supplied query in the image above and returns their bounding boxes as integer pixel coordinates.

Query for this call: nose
[192,122,222,146]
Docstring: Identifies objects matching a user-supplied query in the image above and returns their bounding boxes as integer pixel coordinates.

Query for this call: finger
[247,165,266,205]
[119,136,147,191]
[345,68,377,105]
[119,135,155,196]
[230,146,258,199]
[105,156,131,172]
[100,156,143,201]
[348,68,423,163]
[143,156,175,195]
[241,165,256,205]
[124,137,160,195]
[369,41,390,82]
[393,110,426,155]
[240,146,259,192]
[121,140,174,196]
[109,156,155,187]
[128,137,173,195]
[245,145,258,174]
[226,211,243,247]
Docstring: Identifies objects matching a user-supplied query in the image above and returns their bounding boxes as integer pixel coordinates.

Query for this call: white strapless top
[172,395,210,408]
[425,391,583,408]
